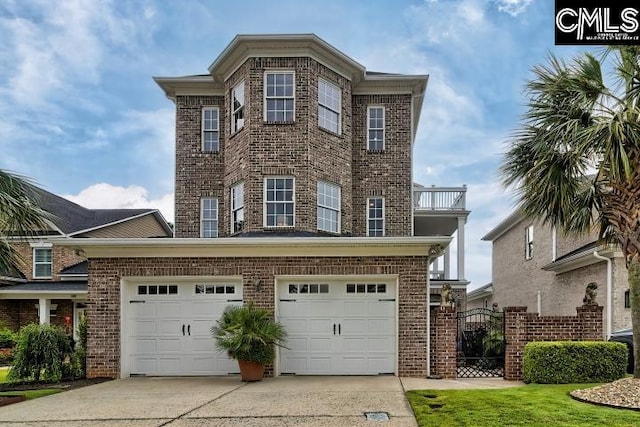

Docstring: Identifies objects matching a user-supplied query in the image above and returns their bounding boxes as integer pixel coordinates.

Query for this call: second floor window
[368,106,385,151]
[318,78,341,134]
[265,177,294,227]
[201,198,218,238]
[231,81,245,133]
[367,197,384,237]
[317,181,340,233]
[33,247,52,278]
[525,225,534,259]
[202,107,219,152]
[265,71,294,122]
[231,183,244,233]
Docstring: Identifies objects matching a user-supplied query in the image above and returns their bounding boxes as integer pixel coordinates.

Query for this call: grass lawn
[407,384,640,427]
[0,389,61,399]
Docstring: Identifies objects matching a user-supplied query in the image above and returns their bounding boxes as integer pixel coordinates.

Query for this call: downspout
[593,250,612,338]
[426,253,431,377]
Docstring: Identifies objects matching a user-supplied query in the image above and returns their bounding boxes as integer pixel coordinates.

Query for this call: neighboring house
[466,282,493,310]
[0,187,173,339]
[60,34,469,379]
[477,210,629,337]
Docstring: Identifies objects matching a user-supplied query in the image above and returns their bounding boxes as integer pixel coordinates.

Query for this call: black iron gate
[456,308,505,378]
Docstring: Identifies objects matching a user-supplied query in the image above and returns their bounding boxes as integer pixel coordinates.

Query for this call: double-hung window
[33,247,52,278]
[367,197,384,237]
[202,107,219,152]
[317,181,340,233]
[367,106,385,151]
[231,81,245,133]
[231,183,244,233]
[201,198,219,238]
[318,79,341,133]
[265,71,294,122]
[264,177,294,227]
[525,225,534,259]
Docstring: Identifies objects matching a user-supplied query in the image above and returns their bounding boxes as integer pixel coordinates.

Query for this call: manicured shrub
[0,328,17,348]
[522,341,627,384]
[74,315,88,377]
[7,323,74,382]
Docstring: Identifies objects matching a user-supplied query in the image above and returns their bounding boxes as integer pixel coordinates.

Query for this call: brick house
[60,34,469,379]
[474,210,629,337]
[0,187,172,339]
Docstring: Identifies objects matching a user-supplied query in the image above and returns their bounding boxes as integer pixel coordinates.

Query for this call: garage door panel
[126,281,242,376]
[278,280,396,376]
[133,320,157,335]
[134,339,157,353]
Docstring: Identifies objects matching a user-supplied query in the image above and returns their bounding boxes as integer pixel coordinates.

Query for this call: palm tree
[500,46,640,377]
[0,170,50,277]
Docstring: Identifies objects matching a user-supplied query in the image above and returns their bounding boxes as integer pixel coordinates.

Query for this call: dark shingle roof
[0,281,87,293]
[59,261,88,275]
[31,187,158,235]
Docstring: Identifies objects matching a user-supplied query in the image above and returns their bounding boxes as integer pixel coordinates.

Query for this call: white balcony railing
[414,185,467,211]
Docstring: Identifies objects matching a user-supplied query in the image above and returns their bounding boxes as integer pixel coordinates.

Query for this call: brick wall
[173,57,412,238]
[503,305,603,380]
[87,255,429,379]
[11,242,85,281]
[432,307,457,378]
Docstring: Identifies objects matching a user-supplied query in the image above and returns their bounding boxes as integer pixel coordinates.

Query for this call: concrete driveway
[0,376,418,426]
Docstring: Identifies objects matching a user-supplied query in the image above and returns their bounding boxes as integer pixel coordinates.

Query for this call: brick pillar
[434,306,457,379]
[577,305,604,340]
[504,306,528,381]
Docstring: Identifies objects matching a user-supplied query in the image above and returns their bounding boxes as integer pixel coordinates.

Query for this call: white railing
[414,185,467,210]
[429,270,445,280]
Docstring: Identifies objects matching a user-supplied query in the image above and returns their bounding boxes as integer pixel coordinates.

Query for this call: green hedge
[522,341,627,384]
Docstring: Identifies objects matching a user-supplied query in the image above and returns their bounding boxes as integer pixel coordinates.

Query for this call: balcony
[413,184,470,284]
[414,185,466,211]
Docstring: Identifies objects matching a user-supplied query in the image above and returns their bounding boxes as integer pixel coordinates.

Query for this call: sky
[0,0,600,289]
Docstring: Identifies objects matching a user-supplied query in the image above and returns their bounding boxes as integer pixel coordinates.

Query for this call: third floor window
[525,225,534,260]
[231,80,245,133]
[265,71,294,122]
[318,78,341,134]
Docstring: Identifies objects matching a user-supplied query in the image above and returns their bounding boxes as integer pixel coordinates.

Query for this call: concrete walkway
[0,376,524,426]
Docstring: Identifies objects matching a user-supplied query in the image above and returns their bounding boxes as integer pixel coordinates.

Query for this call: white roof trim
[56,236,451,259]
[0,290,88,299]
[542,245,621,274]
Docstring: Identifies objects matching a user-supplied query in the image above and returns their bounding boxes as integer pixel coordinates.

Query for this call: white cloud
[63,183,174,223]
[493,0,533,17]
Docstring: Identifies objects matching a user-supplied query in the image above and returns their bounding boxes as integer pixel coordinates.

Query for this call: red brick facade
[174,57,413,238]
[503,305,603,380]
[86,255,429,379]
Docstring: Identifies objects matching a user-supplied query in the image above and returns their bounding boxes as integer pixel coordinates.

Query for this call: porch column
[457,216,465,280]
[38,298,51,324]
[443,246,451,280]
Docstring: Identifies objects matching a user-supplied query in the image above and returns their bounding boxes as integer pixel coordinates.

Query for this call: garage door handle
[338,324,341,335]
[188,325,191,336]
[182,324,185,336]
[333,324,336,335]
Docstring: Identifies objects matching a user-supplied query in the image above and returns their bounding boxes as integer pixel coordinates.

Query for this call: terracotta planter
[237,360,265,382]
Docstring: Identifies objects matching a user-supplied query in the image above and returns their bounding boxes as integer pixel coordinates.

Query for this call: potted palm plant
[211,303,286,382]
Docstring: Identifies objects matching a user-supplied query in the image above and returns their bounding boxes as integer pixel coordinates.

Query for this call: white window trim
[231,80,245,134]
[263,70,295,122]
[318,78,341,134]
[525,225,534,260]
[263,176,295,228]
[231,182,244,234]
[366,197,385,237]
[317,181,341,234]
[201,106,220,152]
[367,106,385,151]
[32,246,53,279]
[200,197,219,238]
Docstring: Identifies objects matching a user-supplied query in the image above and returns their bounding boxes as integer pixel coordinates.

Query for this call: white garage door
[278,279,396,375]
[124,281,242,376]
